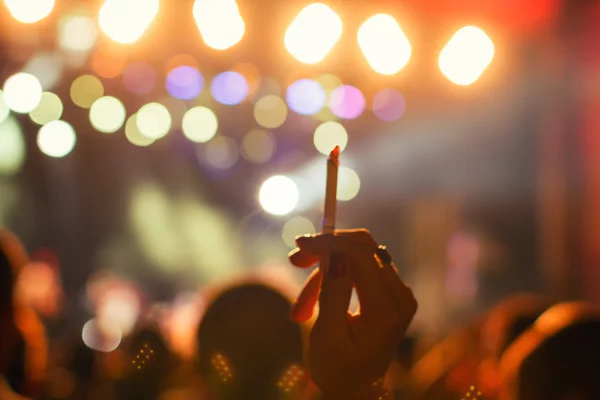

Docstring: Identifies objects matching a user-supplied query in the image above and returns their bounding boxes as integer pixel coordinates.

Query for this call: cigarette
[322,146,340,235]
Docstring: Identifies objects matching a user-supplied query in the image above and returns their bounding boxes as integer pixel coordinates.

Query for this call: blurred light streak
[203,136,239,169]
[3,73,43,113]
[125,113,155,147]
[90,96,126,133]
[285,3,342,64]
[259,175,299,216]
[286,79,326,115]
[136,102,172,139]
[23,52,64,90]
[98,0,159,44]
[282,216,315,247]
[166,66,204,100]
[70,75,104,109]
[210,71,248,105]
[96,283,141,336]
[37,120,76,158]
[0,116,25,175]
[337,166,360,201]
[0,90,9,124]
[164,293,203,359]
[241,129,275,164]
[328,85,365,119]
[30,92,63,125]
[58,14,98,52]
[193,0,245,50]
[439,26,495,86]
[82,318,122,352]
[4,0,55,23]
[358,14,411,75]
[372,88,406,122]
[182,106,218,143]
[123,62,156,95]
[16,261,63,317]
[254,95,287,129]
[313,121,348,155]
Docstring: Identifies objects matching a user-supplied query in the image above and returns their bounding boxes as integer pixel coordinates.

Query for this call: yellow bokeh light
[182,106,218,143]
[259,175,299,216]
[0,117,25,175]
[313,121,348,155]
[193,0,245,50]
[3,73,43,114]
[0,90,9,125]
[136,102,172,139]
[59,15,98,52]
[90,96,126,133]
[37,120,76,158]
[4,0,55,23]
[125,114,155,147]
[358,14,411,75]
[284,3,343,64]
[70,75,104,109]
[241,129,275,164]
[282,216,315,248]
[204,136,239,169]
[30,92,63,125]
[337,166,361,201]
[316,74,342,94]
[98,0,160,44]
[254,95,288,129]
[439,26,495,86]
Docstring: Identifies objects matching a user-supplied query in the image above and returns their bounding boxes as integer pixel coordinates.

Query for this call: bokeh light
[23,52,64,90]
[30,92,63,125]
[58,14,98,52]
[4,0,55,23]
[313,121,348,155]
[203,136,239,169]
[439,26,495,86]
[166,66,204,100]
[232,62,261,99]
[285,3,343,64]
[372,89,406,121]
[182,106,218,143]
[210,71,248,105]
[125,114,155,147]
[123,62,156,95]
[3,73,43,114]
[90,96,126,133]
[259,175,299,216]
[136,102,172,139]
[254,95,288,129]
[337,166,361,201]
[358,14,411,75]
[193,0,245,50]
[329,85,365,119]
[282,216,315,247]
[0,90,9,125]
[37,120,76,158]
[70,75,104,109]
[286,79,326,115]
[98,0,160,44]
[241,130,275,164]
[0,117,25,175]
[82,318,122,353]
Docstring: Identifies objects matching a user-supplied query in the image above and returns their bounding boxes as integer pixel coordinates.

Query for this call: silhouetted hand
[288,230,417,399]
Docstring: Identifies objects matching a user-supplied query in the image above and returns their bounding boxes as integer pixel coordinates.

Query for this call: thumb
[317,254,353,331]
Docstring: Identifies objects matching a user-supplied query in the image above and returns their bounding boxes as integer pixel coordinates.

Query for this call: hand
[288,230,418,399]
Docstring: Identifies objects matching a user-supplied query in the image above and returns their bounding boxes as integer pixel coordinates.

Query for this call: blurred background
[0,0,598,351]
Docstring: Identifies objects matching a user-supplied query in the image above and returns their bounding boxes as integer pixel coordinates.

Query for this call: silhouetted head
[500,302,600,400]
[196,283,304,400]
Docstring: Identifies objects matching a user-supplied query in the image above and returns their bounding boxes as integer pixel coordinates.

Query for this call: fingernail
[328,254,347,278]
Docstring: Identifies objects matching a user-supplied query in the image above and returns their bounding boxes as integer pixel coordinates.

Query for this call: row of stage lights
[3,0,495,86]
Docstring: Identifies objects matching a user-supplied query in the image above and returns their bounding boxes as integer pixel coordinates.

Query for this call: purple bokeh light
[286,79,326,115]
[123,62,156,95]
[166,66,204,100]
[210,71,248,106]
[372,89,406,122]
[329,85,365,119]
